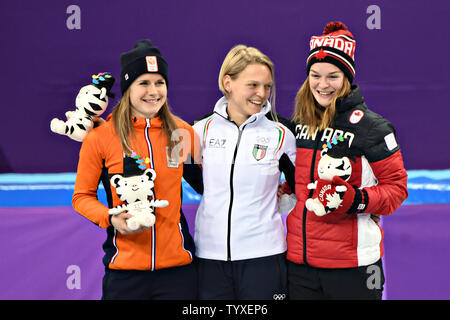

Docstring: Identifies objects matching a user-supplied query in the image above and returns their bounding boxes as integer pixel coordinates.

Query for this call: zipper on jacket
[302,135,322,266]
[227,124,245,261]
[145,118,156,271]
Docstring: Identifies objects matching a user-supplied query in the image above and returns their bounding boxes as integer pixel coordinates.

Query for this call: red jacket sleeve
[364,150,408,215]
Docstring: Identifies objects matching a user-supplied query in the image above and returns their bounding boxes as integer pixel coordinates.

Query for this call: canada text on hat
[309,35,355,60]
[307,35,355,77]
[306,22,356,82]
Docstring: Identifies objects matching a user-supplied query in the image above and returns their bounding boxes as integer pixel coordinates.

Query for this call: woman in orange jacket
[72,40,199,299]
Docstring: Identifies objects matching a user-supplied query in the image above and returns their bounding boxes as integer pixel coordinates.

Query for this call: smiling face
[223,63,273,126]
[129,73,167,118]
[309,62,345,108]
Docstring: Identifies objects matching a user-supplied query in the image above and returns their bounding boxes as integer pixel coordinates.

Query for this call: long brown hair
[293,76,351,136]
[111,89,179,156]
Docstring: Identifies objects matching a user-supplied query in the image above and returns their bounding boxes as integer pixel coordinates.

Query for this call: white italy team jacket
[193,96,296,261]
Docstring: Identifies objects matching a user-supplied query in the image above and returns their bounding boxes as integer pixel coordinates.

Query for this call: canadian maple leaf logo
[315,49,327,60]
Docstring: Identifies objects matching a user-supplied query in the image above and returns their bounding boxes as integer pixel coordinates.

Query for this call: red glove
[331,176,368,215]
[306,177,368,216]
[306,179,347,216]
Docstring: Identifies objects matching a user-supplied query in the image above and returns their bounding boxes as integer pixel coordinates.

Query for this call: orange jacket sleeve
[72,129,111,228]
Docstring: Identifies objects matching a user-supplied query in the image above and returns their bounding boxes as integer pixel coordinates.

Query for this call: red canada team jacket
[286,86,408,268]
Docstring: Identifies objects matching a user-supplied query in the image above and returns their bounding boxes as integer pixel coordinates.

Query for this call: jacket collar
[132,116,163,128]
[213,96,271,127]
[105,113,163,128]
[335,85,365,113]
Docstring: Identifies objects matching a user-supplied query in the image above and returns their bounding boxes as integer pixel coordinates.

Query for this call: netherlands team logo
[252,144,268,161]
[146,56,158,72]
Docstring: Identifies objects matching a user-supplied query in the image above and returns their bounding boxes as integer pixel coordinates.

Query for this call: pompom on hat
[119,39,169,95]
[306,21,356,83]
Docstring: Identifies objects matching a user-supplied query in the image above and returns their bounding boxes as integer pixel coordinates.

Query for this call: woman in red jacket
[285,21,408,299]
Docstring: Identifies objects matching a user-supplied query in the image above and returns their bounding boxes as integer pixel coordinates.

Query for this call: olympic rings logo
[273,293,286,300]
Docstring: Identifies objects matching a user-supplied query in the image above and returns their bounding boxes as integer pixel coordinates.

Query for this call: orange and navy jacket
[72,114,200,271]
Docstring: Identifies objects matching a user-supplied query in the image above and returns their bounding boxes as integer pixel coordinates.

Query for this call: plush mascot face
[110,168,157,204]
[75,84,109,117]
[317,149,352,182]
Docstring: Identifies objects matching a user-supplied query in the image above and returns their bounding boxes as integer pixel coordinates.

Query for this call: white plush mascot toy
[50,72,115,142]
[305,135,354,216]
[108,155,169,231]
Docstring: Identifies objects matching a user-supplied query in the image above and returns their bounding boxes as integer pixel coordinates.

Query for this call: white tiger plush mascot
[50,73,115,142]
[109,168,169,231]
[305,135,353,216]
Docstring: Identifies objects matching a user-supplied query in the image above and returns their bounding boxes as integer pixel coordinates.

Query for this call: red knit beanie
[306,22,356,83]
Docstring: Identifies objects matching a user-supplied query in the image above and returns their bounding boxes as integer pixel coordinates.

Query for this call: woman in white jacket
[190,45,296,300]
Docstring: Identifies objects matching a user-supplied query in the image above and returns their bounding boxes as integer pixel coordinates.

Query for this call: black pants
[102,263,197,300]
[196,253,287,300]
[287,259,385,300]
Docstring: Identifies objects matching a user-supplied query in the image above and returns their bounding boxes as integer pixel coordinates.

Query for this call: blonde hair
[218,44,278,121]
[293,76,351,136]
[111,89,179,156]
